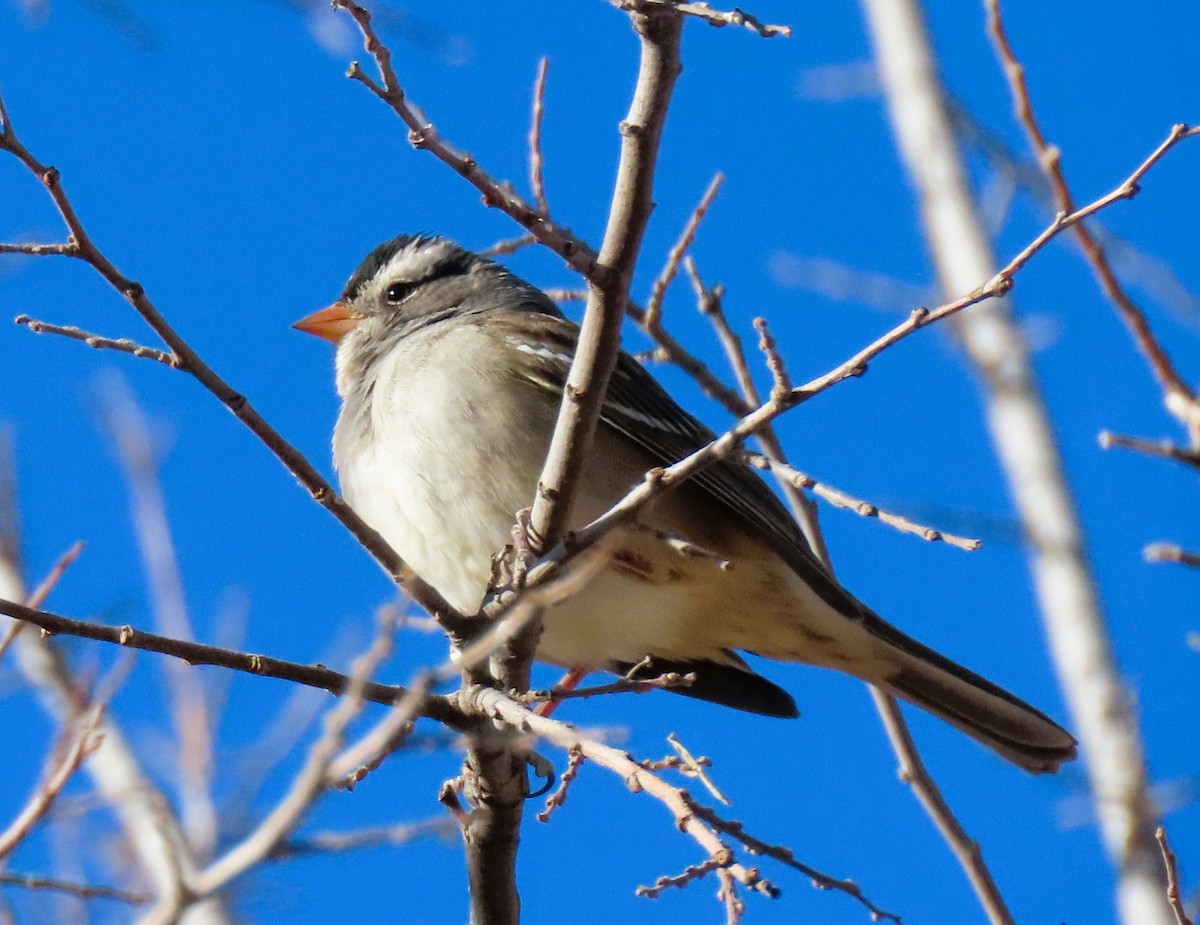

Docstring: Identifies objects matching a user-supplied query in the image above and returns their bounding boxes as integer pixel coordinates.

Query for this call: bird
[294,233,1077,774]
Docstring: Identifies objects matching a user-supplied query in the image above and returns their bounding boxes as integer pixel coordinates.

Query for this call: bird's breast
[333,325,556,613]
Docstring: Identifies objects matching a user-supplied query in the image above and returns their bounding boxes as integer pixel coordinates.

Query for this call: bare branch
[463,685,901,920]
[15,315,180,368]
[743,453,982,550]
[272,818,457,858]
[480,233,537,257]
[526,4,682,555]
[0,241,77,256]
[612,0,792,38]
[0,872,151,905]
[0,706,103,860]
[535,745,584,822]
[1100,431,1200,472]
[752,316,791,399]
[188,615,401,897]
[1144,544,1200,569]
[543,287,589,303]
[637,855,727,898]
[666,732,728,805]
[1155,827,1194,925]
[871,692,1013,924]
[523,670,695,705]
[645,173,723,327]
[97,376,217,860]
[528,57,550,214]
[0,540,85,664]
[985,0,1199,440]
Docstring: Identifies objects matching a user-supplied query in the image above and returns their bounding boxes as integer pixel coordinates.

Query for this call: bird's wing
[492,310,866,619]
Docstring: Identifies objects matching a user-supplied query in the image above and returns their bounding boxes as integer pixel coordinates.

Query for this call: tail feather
[863,614,1077,774]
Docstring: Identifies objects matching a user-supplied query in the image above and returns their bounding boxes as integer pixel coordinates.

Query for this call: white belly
[333,322,873,675]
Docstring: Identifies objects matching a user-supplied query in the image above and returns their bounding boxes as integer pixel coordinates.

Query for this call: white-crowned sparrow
[295,233,1077,773]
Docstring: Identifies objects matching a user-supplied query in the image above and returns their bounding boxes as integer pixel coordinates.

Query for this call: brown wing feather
[491,310,867,620]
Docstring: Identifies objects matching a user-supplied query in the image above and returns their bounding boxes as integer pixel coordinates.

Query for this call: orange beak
[292,301,362,344]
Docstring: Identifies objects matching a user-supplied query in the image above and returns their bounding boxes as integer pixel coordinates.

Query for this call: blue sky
[2,1,1198,922]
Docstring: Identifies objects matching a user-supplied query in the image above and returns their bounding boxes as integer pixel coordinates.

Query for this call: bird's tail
[861,611,1077,774]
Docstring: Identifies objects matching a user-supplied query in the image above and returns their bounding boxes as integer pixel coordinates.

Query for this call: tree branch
[985,0,1200,442]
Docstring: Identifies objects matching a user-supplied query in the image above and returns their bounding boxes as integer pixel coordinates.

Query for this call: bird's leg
[535,667,590,717]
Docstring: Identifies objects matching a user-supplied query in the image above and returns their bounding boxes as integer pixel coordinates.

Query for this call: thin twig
[637,855,727,898]
[272,818,457,858]
[0,540,85,664]
[479,233,537,257]
[1100,431,1200,472]
[536,745,584,822]
[667,733,729,805]
[523,670,695,704]
[687,798,899,922]
[0,872,151,905]
[612,0,791,37]
[464,685,901,921]
[752,316,791,399]
[529,57,550,214]
[1144,544,1200,569]
[543,287,589,303]
[188,614,401,897]
[1155,826,1194,925]
[743,453,982,550]
[871,691,1013,923]
[16,315,180,368]
[0,706,104,860]
[985,0,1199,441]
[645,173,723,327]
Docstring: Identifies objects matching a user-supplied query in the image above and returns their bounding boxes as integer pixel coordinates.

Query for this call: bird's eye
[385,281,417,304]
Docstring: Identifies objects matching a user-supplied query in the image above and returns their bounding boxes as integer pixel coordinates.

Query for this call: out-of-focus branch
[97,376,218,864]
[0,872,151,905]
[985,0,1200,443]
[271,818,457,858]
[0,706,102,860]
[0,540,84,664]
[182,619,400,906]
[0,448,231,925]
[1143,544,1200,570]
[863,2,1173,924]
[1100,431,1200,472]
